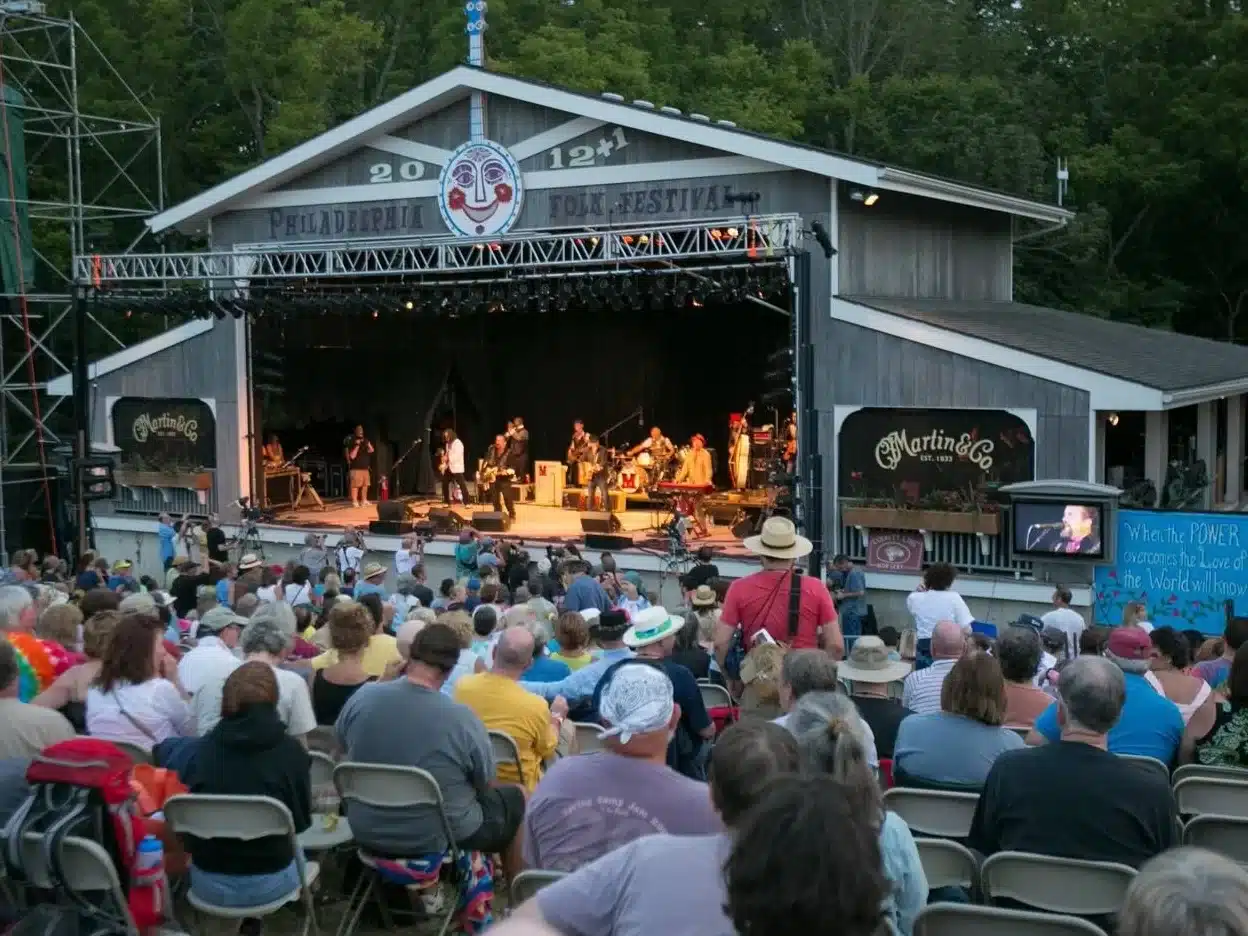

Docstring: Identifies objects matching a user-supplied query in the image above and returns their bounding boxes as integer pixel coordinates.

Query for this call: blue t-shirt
[564,575,610,614]
[894,712,1025,787]
[454,543,479,580]
[523,656,572,683]
[157,523,176,563]
[216,578,230,605]
[839,567,868,617]
[354,581,386,599]
[1034,672,1185,764]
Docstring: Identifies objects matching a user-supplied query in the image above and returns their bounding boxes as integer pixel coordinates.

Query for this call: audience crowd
[3,517,1248,935]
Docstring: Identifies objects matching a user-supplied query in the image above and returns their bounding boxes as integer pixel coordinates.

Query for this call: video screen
[1013,500,1105,559]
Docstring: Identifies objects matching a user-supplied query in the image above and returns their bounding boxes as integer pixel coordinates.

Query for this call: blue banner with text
[1093,509,1248,634]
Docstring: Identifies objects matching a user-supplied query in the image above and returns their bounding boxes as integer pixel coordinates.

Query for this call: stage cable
[0,45,57,555]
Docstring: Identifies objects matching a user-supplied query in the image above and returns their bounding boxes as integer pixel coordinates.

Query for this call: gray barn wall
[86,321,245,504]
[838,190,1012,301]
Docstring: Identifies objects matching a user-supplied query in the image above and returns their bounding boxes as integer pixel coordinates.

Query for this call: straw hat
[623,606,681,648]
[836,636,911,683]
[690,585,717,608]
[743,516,812,560]
[362,562,386,581]
[237,554,261,572]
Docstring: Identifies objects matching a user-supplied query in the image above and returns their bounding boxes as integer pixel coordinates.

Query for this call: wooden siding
[87,322,244,505]
[838,190,1011,301]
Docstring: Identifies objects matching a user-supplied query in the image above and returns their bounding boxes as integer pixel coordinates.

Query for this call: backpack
[5,738,156,932]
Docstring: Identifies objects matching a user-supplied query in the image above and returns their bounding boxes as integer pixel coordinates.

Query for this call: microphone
[1029,522,1064,530]
[638,409,643,427]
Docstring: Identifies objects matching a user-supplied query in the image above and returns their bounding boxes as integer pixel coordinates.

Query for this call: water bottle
[132,835,168,929]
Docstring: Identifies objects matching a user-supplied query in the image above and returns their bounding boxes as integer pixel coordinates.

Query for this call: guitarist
[482,434,517,520]
[566,419,591,485]
[440,428,470,506]
[584,436,611,510]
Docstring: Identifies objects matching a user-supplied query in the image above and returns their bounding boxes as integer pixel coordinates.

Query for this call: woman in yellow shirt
[550,611,595,671]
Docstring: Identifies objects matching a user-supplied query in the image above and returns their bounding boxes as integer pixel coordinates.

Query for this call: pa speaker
[376,500,407,523]
[585,532,634,551]
[579,512,622,534]
[427,507,467,534]
[472,511,512,532]
[370,520,414,536]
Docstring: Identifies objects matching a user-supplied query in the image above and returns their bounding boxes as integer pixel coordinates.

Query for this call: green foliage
[49,0,1248,342]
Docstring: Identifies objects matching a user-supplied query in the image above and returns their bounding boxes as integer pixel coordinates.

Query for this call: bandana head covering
[598,663,674,744]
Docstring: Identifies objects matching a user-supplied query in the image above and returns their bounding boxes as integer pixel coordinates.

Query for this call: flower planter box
[116,469,213,491]
[841,505,1000,536]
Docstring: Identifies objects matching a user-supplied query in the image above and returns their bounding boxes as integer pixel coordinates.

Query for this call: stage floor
[268,495,756,558]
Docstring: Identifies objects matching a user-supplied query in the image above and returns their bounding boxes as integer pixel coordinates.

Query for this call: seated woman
[790,690,927,936]
[1196,643,1248,766]
[185,662,312,909]
[549,611,594,671]
[670,613,713,681]
[310,602,376,725]
[34,610,120,733]
[1147,627,1216,745]
[86,611,194,751]
[893,652,1024,788]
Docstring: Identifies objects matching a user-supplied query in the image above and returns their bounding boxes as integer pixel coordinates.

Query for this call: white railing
[839,525,1033,577]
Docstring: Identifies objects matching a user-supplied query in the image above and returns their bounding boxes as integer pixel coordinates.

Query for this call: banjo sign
[839,408,1034,499]
[111,397,217,471]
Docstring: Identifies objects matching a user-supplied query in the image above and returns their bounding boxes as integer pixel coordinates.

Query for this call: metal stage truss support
[79,214,802,287]
[0,3,163,557]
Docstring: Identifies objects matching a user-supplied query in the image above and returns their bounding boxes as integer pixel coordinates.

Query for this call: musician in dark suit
[506,416,530,479]
[1033,504,1102,555]
[567,419,591,484]
[584,436,610,511]
[483,434,517,520]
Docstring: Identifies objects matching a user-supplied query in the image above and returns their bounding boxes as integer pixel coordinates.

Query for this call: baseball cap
[1107,626,1153,660]
[597,662,675,743]
[477,552,499,569]
[198,606,248,635]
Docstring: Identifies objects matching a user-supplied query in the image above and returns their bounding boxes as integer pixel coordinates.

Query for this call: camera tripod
[656,512,693,593]
[231,522,265,562]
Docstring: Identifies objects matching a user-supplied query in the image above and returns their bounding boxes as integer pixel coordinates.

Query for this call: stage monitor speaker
[427,507,467,534]
[376,500,407,524]
[370,520,415,536]
[732,507,765,540]
[580,512,622,534]
[472,511,512,533]
[585,532,634,551]
[706,503,743,526]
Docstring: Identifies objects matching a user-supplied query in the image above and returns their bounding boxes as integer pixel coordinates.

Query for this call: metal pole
[71,284,89,557]
[791,249,821,573]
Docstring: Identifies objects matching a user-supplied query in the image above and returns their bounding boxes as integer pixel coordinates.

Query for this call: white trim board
[510,116,605,161]
[831,298,1166,412]
[235,156,785,212]
[46,319,215,396]
[364,135,455,165]
[146,66,1073,235]
[865,569,1091,608]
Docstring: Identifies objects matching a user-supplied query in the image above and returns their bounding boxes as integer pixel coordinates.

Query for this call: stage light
[864,192,879,206]
[727,227,739,238]
[710,229,723,240]
[637,234,650,246]
[621,234,635,246]
[404,300,414,310]
[590,236,600,246]
[372,310,379,319]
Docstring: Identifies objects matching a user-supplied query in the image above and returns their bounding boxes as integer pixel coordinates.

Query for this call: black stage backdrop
[251,299,789,495]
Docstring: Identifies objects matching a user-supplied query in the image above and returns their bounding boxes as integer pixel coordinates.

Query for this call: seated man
[454,626,568,792]
[775,649,879,769]
[336,622,525,872]
[522,662,721,872]
[970,655,1178,869]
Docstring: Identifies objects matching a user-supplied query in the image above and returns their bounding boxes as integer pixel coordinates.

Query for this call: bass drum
[617,463,648,493]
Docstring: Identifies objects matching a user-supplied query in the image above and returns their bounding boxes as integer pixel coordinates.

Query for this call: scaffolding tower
[0,1,163,558]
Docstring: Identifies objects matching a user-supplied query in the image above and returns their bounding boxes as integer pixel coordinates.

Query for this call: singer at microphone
[1030,504,1101,555]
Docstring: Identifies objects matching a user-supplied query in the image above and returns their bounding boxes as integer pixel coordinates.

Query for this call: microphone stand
[599,406,644,451]
[390,438,423,498]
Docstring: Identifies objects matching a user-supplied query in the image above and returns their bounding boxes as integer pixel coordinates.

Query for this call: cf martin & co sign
[875,429,996,472]
[111,397,216,471]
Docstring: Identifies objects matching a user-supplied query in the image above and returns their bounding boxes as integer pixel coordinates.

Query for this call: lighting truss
[78,214,800,287]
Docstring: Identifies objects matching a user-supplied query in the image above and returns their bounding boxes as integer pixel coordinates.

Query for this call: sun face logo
[438,139,523,238]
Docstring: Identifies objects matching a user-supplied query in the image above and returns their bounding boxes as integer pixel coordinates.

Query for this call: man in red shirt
[714,516,843,665]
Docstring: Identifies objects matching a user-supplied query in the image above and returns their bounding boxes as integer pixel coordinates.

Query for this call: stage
[266,490,765,559]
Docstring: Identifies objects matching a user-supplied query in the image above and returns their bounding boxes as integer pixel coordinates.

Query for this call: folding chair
[306,725,339,756]
[1174,777,1248,819]
[882,788,980,839]
[696,682,734,710]
[1183,813,1248,865]
[572,721,605,754]
[509,869,566,904]
[915,903,1109,936]
[1174,764,1248,786]
[489,730,527,789]
[164,794,319,936]
[1117,753,1170,781]
[333,763,467,936]
[914,837,979,893]
[111,740,153,765]
[17,832,138,934]
[981,851,1135,917]
[300,751,353,852]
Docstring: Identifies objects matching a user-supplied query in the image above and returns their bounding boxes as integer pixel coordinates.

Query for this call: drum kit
[601,447,679,494]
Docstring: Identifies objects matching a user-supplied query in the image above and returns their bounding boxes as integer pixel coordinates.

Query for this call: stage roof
[146,66,1073,236]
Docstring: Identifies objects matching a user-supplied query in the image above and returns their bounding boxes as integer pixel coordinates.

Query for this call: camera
[235,497,264,524]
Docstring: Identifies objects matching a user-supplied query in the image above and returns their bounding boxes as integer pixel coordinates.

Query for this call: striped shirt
[902,659,958,715]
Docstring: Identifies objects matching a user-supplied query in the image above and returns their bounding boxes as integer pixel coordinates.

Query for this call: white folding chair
[333,762,467,936]
[1174,777,1248,819]
[1118,753,1170,781]
[914,837,979,892]
[572,722,605,754]
[1174,764,1248,786]
[306,725,339,756]
[981,851,1136,917]
[1183,813,1248,866]
[164,794,319,936]
[883,788,980,839]
[696,681,734,710]
[489,729,527,788]
[916,903,1109,936]
[510,869,566,905]
[17,833,137,934]
[301,751,353,852]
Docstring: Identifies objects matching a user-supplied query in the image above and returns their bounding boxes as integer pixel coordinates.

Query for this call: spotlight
[864,192,879,206]
[404,300,414,310]
[726,227,739,238]
[1107,413,1120,427]
[372,310,379,319]
[850,189,880,207]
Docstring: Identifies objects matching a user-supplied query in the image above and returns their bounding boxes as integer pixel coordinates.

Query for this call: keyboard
[656,483,715,494]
